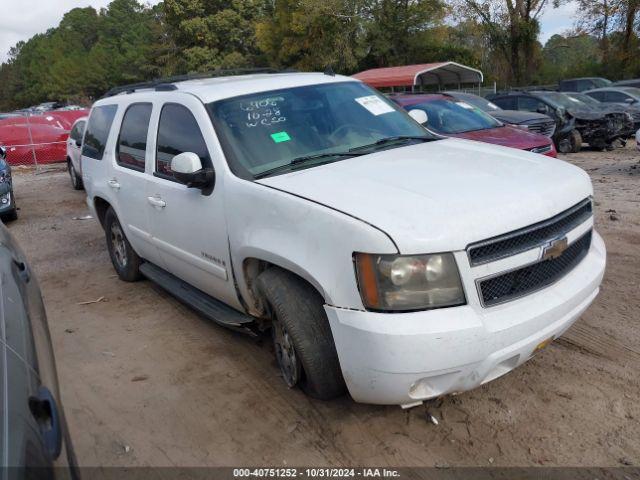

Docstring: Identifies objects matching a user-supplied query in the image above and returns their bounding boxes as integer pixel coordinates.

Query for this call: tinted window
[70,121,85,142]
[587,91,605,101]
[604,91,631,102]
[156,104,210,179]
[82,105,117,160]
[561,80,577,91]
[117,103,152,171]
[491,96,516,109]
[518,96,545,112]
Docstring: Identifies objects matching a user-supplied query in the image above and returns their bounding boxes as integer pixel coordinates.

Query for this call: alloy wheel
[110,222,128,269]
[272,317,301,387]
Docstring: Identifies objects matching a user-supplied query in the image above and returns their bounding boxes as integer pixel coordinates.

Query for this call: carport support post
[25,113,39,171]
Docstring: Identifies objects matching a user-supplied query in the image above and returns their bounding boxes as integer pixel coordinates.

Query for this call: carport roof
[353,62,484,88]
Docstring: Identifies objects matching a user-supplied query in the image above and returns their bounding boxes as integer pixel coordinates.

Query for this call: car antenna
[324,65,335,77]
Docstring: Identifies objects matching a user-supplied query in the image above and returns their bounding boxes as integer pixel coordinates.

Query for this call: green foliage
[0,0,636,110]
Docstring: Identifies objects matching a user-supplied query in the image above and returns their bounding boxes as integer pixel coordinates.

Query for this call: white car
[82,72,606,407]
[67,117,87,190]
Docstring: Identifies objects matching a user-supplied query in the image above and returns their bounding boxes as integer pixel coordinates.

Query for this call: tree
[163,0,263,72]
[255,0,367,71]
[457,0,546,85]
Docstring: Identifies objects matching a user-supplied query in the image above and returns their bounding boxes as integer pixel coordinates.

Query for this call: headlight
[354,252,466,311]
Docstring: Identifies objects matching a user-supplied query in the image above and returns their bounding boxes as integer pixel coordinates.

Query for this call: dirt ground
[7,143,640,468]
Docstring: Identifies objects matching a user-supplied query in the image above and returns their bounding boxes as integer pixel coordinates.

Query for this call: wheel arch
[240,254,329,318]
[93,196,111,229]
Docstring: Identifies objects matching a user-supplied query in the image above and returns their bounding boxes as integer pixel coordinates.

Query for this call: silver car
[66,117,87,190]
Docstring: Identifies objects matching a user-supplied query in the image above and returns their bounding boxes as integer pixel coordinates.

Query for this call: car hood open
[257,138,592,253]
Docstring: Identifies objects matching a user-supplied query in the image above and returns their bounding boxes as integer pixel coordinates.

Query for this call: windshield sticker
[455,101,475,110]
[271,131,291,143]
[355,95,395,116]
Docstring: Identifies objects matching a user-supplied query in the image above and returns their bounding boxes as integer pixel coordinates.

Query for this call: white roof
[96,73,358,105]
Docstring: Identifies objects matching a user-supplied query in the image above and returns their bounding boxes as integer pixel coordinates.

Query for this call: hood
[490,110,550,124]
[448,126,550,150]
[257,138,592,253]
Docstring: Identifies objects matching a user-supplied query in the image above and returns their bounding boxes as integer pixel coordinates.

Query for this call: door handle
[107,179,120,190]
[147,196,166,208]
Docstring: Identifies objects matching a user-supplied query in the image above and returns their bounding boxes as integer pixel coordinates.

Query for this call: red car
[0,109,89,165]
[392,94,557,157]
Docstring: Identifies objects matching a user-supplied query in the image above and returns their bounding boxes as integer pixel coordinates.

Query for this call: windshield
[536,92,576,109]
[208,82,432,178]
[568,93,599,105]
[406,99,502,134]
[450,93,501,111]
[622,87,640,98]
[592,78,612,88]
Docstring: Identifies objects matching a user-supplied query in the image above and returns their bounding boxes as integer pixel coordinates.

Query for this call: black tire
[68,159,83,190]
[1,209,17,222]
[256,268,346,400]
[569,129,583,153]
[104,207,141,282]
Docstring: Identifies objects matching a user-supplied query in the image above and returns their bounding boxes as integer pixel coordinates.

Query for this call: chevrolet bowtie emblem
[541,237,568,261]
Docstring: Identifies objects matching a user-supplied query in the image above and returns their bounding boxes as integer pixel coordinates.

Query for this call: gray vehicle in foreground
[444,91,556,137]
[0,146,18,221]
[0,223,78,477]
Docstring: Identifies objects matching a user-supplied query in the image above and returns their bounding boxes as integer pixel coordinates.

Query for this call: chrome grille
[530,145,552,154]
[478,231,592,307]
[467,198,592,266]
[527,120,556,137]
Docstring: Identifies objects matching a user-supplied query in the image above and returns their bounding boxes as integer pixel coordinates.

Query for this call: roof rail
[101,68,293,98]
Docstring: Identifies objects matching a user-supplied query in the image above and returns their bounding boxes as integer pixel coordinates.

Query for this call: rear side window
[69,121,86,142]
[492,96,516,109]
[117,103,152,171]
[82,105,118,160]
[604,91,630,102]
[156,104,210,179]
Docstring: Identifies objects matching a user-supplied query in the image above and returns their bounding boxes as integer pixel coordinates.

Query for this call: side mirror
[75,139,82,148]
[624,98,636,104]
[537,104,549,114]
[171,152,215,191]
[408,109,428,125]
[0,146,6,161]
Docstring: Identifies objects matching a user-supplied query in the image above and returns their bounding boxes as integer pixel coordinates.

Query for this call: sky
[0,0,577,63]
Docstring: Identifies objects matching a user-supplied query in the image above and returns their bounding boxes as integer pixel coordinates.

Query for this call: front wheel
[256,268,346,400]
[104,207,141,282]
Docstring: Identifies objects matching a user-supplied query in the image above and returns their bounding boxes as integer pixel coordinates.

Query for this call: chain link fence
[0,110,88,169]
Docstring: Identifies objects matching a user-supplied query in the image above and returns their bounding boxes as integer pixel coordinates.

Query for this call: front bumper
[325,232,606,406]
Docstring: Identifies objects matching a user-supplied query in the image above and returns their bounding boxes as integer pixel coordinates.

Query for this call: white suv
[82,72,606,407]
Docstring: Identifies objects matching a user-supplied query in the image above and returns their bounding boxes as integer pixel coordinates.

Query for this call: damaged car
[565,92,638,139]
[488,91,617,153]
[444,91,556,138]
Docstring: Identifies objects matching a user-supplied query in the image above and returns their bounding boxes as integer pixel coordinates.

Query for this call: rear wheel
[104,207,141,282]
[256,268,346,400]
[68,159,83,190]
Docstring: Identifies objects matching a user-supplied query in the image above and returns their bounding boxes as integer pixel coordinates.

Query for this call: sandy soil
[7,143,640,467]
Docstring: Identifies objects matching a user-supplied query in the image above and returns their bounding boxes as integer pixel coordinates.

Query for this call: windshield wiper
[254,151,361,179]
[348,135,433,152]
